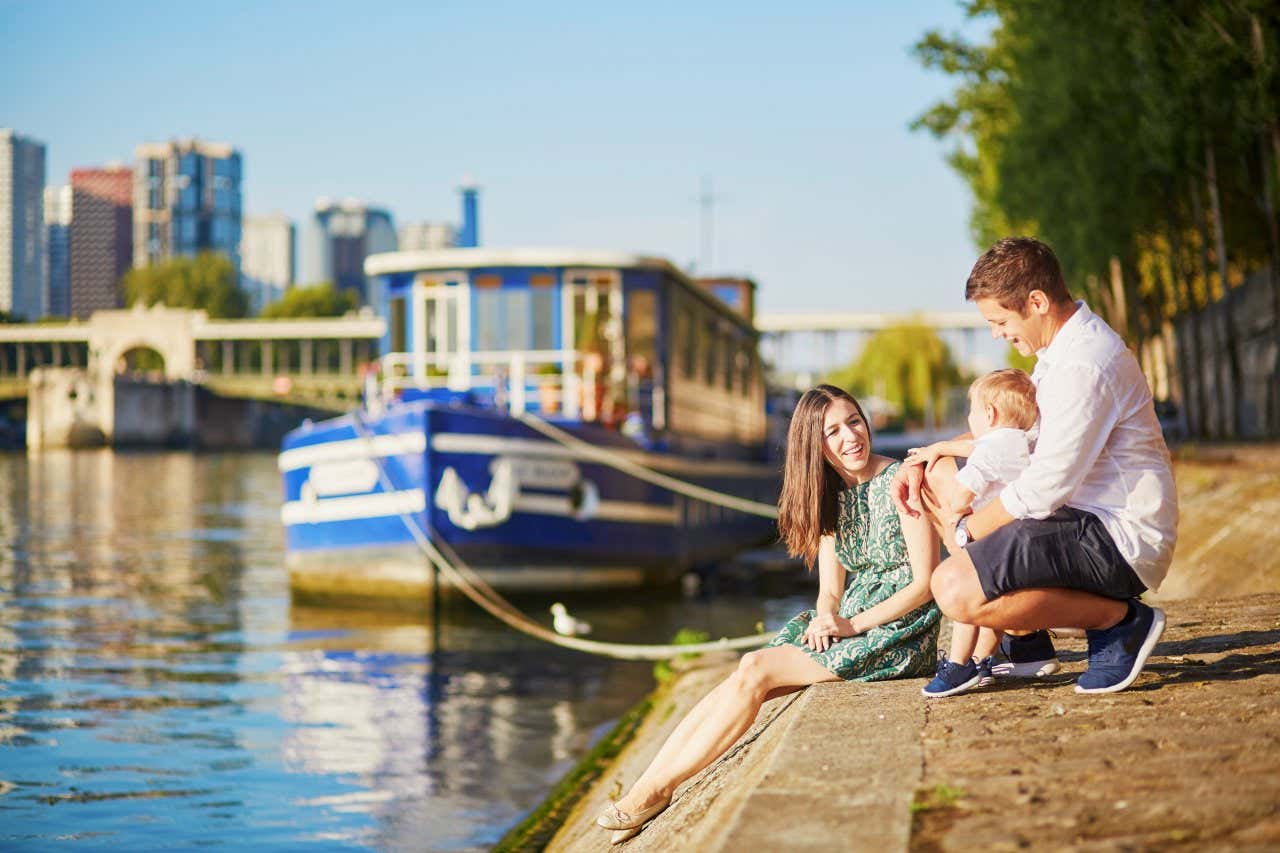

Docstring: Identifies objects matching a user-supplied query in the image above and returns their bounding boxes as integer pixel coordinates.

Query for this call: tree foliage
[826,322,965,428]
[122,252,249,318]
[259,282,357,319]
[914,0,1280,438]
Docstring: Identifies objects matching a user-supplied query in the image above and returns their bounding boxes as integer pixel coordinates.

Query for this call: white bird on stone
[550,602,591,636]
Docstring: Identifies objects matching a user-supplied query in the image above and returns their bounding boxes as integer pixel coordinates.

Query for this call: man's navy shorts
[965,506,1146,602]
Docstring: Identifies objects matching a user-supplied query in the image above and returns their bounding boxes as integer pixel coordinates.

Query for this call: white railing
[377,349,598,419]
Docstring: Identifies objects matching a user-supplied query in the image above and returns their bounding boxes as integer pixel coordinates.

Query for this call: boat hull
[280,400,778,605]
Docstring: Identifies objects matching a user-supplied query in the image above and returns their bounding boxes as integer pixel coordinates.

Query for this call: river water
[0,451,810,850]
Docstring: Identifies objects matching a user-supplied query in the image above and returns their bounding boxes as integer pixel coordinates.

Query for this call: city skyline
[1,1,990,317]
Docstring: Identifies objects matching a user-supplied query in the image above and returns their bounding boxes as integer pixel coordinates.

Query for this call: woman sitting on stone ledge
[597,384,942,843]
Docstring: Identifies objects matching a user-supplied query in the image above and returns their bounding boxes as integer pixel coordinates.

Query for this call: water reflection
[0,451,803,850]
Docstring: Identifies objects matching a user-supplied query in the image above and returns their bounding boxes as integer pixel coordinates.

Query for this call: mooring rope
[512,411,780,519]
[348,411,778,661]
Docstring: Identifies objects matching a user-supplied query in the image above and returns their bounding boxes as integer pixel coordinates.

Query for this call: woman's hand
[890,461,924,518]
[802,613,858,652]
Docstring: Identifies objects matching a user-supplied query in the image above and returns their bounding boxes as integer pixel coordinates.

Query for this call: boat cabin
[364,249,767,450]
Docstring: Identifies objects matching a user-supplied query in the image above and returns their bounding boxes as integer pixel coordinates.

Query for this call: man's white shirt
[998,301,1178,590]
[956,427,1031,511]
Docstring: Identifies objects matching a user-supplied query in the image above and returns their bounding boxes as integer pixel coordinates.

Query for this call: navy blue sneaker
[1075,600,1166,694]
[975,655,996,688]
[922,658,982,698]
[991,630,1061,678]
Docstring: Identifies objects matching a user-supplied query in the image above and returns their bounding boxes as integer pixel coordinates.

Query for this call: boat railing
[377,349,600,419]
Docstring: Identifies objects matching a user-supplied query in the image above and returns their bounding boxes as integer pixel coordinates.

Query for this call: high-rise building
[241,213,295,313]
[70,166,132,319]
[133,139,242,271]
[398,221,457,252]
[1,129,47,319]
[44,185,71,318]
[303,199,397,305]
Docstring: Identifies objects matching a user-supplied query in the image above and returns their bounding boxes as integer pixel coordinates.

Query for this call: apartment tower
[133,139,242,271]
[0,129,47,319]
[70,166,133,318]
[44,185,71,317]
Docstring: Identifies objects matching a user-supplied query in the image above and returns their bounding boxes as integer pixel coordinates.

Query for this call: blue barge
[280,249,779,602]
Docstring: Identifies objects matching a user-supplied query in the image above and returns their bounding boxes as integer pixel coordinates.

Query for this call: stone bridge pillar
[87,304,203,380]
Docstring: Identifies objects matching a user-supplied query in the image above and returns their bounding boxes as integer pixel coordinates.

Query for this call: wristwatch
[954,516,971,548]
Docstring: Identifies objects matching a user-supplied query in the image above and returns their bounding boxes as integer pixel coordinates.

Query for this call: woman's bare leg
[613,645,837,812]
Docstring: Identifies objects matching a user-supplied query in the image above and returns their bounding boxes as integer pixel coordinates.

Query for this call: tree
[826,322,965,429]
[122,252,249,318]
[913,0,1280,439]
[259,282,357,319]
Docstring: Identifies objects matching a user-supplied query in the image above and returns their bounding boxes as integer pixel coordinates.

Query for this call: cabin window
[738,349,753,394]
[389,296,407,353]
[626,289,657,369]
[703,319,718,386]
[476,286,549,352]
[531,277,556,350]
[475,288,501,351]
[722,334,735,391]
[504,288,532,350]
[677,299,695,378]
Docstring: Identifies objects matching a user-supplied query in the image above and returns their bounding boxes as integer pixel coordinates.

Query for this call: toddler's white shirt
[955,427,1032,510]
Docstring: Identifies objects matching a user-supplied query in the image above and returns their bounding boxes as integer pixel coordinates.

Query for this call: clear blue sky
[2,0,990,315]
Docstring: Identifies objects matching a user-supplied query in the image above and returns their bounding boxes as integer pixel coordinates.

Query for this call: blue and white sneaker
[922,658,982,698]
[1075,600,1166,694]
[975,655,996,688]
[991,630,1061,678]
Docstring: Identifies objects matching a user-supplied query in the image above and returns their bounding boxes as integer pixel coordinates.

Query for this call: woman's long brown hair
[777,384,870,568]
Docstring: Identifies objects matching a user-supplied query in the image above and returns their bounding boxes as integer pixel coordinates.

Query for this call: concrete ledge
[549,668,927,852]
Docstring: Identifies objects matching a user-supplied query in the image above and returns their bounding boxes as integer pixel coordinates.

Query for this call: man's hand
[802,613,856,652]
[890,460,924,518]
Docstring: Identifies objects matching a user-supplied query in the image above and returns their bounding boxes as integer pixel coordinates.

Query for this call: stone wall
[27,366,329,450]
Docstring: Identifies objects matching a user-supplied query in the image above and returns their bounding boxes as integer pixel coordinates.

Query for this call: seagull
[550,602,591,636]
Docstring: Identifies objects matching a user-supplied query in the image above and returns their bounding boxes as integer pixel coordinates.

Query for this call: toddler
[906,368,1038,698]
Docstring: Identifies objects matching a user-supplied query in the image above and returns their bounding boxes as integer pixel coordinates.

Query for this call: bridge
[753,310,994,389]
[0,305,385,410]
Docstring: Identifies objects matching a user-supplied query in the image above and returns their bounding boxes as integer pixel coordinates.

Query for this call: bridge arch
[88,305,201,381]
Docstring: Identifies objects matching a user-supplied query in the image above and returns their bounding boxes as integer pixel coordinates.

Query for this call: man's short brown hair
[965,237,1072,312]
[970,368,1038,431]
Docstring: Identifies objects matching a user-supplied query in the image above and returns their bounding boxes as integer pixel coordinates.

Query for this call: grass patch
[493,692,655,853]
[910,784,965,814]
[652,628,711,683]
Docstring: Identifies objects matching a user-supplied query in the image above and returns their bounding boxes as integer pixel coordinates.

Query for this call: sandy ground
[912,594,1280,851]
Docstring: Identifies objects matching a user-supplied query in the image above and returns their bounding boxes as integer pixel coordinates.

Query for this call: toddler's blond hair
[969,368,1037,430]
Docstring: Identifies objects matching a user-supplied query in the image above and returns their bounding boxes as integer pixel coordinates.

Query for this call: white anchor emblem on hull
[433,455,600,529]
[435,458,517,530]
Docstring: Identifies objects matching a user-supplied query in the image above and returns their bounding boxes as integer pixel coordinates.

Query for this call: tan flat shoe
[611,824,646,844]
[596,796,670,831]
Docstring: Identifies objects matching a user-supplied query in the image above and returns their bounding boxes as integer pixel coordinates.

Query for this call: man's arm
[987,365,1119,536]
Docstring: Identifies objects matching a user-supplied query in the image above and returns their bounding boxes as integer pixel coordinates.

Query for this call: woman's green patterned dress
[768,461,941,681]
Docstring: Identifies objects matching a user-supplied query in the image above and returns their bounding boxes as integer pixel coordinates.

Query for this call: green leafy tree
[122,252,249,318]
[913,0,1280,439]
[826,322,965,429]
[259,282,357,319]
